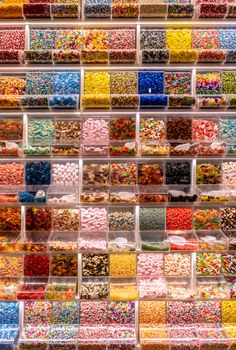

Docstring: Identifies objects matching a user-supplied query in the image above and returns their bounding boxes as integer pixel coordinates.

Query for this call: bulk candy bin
[0,0,236,349]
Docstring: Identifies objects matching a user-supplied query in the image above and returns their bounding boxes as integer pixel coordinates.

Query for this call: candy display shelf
[0,2,236,350]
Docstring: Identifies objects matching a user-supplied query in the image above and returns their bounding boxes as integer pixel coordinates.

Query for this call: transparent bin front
[108,231,136,252]
[166,277,195,300]
[168,231,198,251]
[197,276,231,299]
[45,277,77,300]
[197,230,228,251]
[16,277,47,300]
[0,232,20,253]
[80,277,108,300]
[48,232,78,252]
[110,186,138,204]
[109,278,138,300]
[78,231,107,253]
[140,231,169,252]
[81,186,109,204]
[168,185,198,203]
[20,231,50,253]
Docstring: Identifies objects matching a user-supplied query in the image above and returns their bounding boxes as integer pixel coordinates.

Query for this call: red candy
[166,207,193,231]
[24,254,50,277]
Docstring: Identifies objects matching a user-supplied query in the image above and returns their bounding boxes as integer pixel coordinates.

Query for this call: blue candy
[219,29,236,50]
[49,95,78,109]
[138,71,164,94]
[0,303,19,326]
[53,72,80,95]
[140,95,168,108]
[25,161,51,185]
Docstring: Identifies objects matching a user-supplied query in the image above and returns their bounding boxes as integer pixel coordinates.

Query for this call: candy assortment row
[1,159,235,185]
[1,273,236,301]
[4,70,236,110]
[1,300,236,350]
[0,204,236,246]
[3,27,236,65]
[1,115,236,158]
[1,0,236,19]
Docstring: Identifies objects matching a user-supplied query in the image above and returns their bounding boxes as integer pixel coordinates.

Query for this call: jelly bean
[108,301,135,324]
[167,301,194,325]
[166,207,193,230]
[196,163,221,184]
[166,29,192,50]
[192,29,219,49]
[196,72,222,95]
[165,72,191,95]
[138,72,164,94]
[196,252,222,276]
[30,30,56,50]
[164,253,191,277]
[110,253,136,277]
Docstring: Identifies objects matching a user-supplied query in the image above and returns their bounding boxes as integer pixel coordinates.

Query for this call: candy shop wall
[1,0,236,349]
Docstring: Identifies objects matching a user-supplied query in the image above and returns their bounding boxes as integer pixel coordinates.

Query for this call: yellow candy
[0,4,23,17]
[84,71,110,94]
[166,29,192,50]
[222,301,236,323]
[224,325,236,350]
[139,301,166,325]
[110,253,136,277]
[110,284,138,300]
[169,49,197,63]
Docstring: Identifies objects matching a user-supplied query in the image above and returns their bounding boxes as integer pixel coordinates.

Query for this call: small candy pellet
[26,72,53,95]
[167,301,194,325]
[166,29,192,50]
[196,252,222,276]
[137,253,163,277]
[0,301,19,324]
[166,207,193,230]
[108,301,135,324]
[139,1,167,18]
[84,0,111,18]
[0,4,23,18]
[164,253,191,277]
[51,254,78,276]
[110,284,138,300]
[112,0,139,18]
[139,301,166,325]
[24,301,51,325]
[50,301,79,324]
[222,300,236,323]
[219,29,236,50]
[0,162,24,186]
[192,29,219,49]
[0,255,23,277]
[109,210,135,231]
[110,253,136,277]
[195,300,222,323]
[30,29,56,50]
[196,72,222,95]
[139,207,165,231]
[196,163,222,184]
[198,3,227,18]
[138,71,164,95]
[53,72,80,95]
[80,301,107,325]
[51,4,79,18]
[194,208,221,230]
[141,29,166,50]
[222,72,236,94]
[82,253,109,276]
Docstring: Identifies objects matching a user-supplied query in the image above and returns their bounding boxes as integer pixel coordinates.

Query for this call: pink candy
[137,253,163,277]
[139,278,167,299]
[52,162,79,185]
[80,301,107,325]
[81,207,108,232]
[83,118,109,142]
